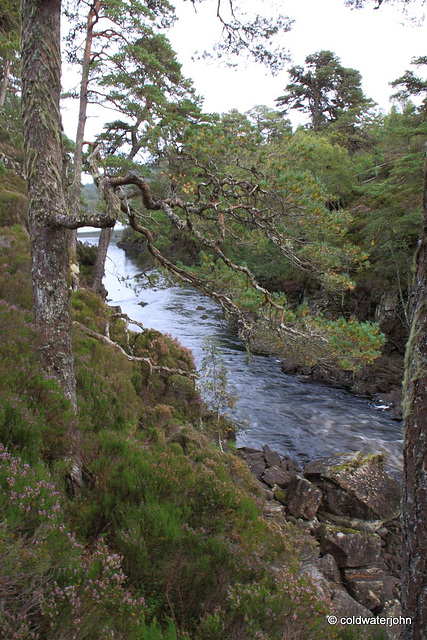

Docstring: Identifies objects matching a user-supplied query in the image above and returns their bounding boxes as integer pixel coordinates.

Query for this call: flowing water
[80,231,403,476]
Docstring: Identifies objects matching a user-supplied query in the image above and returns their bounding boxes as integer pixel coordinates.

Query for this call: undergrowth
[0,225,380,639]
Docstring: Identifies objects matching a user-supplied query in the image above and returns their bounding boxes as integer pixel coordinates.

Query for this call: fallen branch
[73,321,197,379]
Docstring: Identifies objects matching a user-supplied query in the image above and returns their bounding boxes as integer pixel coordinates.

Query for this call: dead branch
[73,321,197,379]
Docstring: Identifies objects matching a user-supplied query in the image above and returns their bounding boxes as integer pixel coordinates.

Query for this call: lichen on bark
[21,0,76,407]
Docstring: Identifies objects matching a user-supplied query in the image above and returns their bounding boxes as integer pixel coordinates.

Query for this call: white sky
[61,0,427,139]
[169,0,427,125]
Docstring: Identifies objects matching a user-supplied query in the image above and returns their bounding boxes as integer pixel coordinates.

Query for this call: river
[79,231,404,476]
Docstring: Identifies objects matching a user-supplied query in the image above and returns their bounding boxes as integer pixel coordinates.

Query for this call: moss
[330,452,384,475]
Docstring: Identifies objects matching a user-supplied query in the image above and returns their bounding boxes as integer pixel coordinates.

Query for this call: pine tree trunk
[69,0,101,258]
[0,58,11,108]
[402,150,427,639]
[21,0,77,409]
[92,226,112,297]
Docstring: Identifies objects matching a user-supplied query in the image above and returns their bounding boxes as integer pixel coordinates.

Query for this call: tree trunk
[92,226,112,296]
[0,58,11,108]
[402,149,427,639]
[21,0,77,409]
[69,0,101,258]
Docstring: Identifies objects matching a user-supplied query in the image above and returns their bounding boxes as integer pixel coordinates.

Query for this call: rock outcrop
[237,447,403,637]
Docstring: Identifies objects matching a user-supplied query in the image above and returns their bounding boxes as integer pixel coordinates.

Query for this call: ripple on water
[87,234,403,477]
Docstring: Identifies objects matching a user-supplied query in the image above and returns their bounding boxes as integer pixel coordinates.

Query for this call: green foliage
[0,93,23,150]
[197,569,334,640]
[0,301,71,463]
[65,0,201,176]
[0,0,21,103]
[276,50,373,134]
[80,183,99,213]
[0,226,32,307]
[199,336,237,426]
[391,55,427,117]
[288,129,357,203]
[0,101,26,226]
[0,227,337,638]
[168,110,367,291]
[347,103,425,312]
[0,444,151,639]
[314,316,386,369]
[0,185,27,227]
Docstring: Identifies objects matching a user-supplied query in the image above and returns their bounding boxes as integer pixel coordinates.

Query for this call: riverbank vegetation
[1,107,390,640]
[117,99,424,385]
[0,223,341,639]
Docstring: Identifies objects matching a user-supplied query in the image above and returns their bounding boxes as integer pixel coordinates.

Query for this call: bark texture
[402,150,427,639]
[92,226,112,296]
[21,0,77,408]
[0,58,10,107]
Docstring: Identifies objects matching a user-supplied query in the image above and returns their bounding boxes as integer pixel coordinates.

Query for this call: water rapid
[80,231,403,476]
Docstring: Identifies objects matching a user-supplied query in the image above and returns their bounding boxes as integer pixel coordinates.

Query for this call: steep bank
[1,218,403,639]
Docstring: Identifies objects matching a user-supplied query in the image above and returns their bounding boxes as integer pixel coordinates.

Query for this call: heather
[0,223,351,639]
[1,217,396,639]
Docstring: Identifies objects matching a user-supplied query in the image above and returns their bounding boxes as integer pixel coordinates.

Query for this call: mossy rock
[304,452,401,520]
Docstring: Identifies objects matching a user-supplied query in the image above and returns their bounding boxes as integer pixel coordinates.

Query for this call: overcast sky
[61,0,427,140]
[169,0,427,125]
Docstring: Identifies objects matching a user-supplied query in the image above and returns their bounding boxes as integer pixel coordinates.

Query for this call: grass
[0,224,382,639]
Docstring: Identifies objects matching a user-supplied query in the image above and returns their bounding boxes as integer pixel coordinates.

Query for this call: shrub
[0,226,32,309]
[0,302,71,462]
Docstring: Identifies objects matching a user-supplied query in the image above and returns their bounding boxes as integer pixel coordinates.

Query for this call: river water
[80,231,404,476]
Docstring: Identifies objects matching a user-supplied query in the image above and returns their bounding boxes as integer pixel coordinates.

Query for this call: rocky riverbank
[279,353,404,419]
[238,446,403,638]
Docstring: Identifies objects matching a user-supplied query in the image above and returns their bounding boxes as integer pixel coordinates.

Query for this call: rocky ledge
[238,446,403,638]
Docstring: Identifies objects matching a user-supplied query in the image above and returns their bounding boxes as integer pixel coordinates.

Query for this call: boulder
[246,452,266,462]
[342,567,385,611]
[262,444,281,467]
[262,501,284,518]
[238,446,262,455]
[317,525,382,568]
[304,452,401,520]
[382,600,405,640]
[247,459,266,480]
[317,512,384,534]
[300,563,332,603]
[316,554,342,586]
[280,455,301,474]
[237,448,267,479]
[274,489,288,506]
[262,465,293,488]
[286,478,322,520]
[331,587,375,621]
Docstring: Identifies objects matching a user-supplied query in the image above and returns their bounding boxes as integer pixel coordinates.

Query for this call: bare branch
[73,321,197,378]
